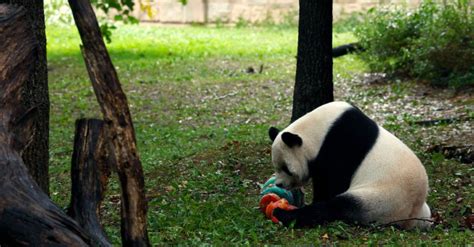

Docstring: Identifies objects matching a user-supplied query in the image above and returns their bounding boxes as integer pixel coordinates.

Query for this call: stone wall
[134,0,422,23]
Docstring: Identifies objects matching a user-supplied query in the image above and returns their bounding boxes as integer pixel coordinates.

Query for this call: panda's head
[268,126,310,190]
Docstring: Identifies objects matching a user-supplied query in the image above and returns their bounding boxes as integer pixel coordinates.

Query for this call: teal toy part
[261,186,295,204]
[260,175,305,208]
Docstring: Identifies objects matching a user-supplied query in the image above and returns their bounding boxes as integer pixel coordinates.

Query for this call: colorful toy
[259,175,304,223]
[260,176,304,207]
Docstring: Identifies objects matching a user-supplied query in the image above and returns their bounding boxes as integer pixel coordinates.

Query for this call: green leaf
[114,14,123,21]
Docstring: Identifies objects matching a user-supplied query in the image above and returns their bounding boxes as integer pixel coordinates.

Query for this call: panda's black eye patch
[281,166,292,176]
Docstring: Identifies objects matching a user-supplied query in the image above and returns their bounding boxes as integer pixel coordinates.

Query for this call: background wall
[133,0,422,23]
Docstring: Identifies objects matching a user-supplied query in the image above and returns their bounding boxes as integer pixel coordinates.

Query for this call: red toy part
[264,198,297,223]
[265,200,278,219]
[259,193,281,213]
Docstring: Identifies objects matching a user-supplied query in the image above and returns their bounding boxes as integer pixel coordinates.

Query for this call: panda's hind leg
[345,186,431,229]
[411,202,432,229]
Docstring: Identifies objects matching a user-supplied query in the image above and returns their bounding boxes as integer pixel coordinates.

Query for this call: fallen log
[68,0,150,246]
[68,118,112,247]
[427,144,473,164]
[412,116,474,126]
[0,4,91,245]
[332,43,365,58]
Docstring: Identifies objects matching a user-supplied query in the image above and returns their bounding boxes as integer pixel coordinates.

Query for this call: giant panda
[268,101,432,229]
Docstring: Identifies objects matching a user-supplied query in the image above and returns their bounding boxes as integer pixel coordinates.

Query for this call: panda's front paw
[273,208,297,227]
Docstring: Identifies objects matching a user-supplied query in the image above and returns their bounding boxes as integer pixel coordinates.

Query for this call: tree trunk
[68,118,112,247]
[291,0,333,122]
[0,5,90,245]
[68,0,150,246]
[0,0,50,194]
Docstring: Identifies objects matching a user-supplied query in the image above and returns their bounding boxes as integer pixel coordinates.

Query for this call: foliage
[45,0,142,43]
[232,10,298,29]
[87,0,140,43]
[355,0,474,88]
[46,24,472,245]
[45,0,75,25]
[254,10,299,29]
[235,16,250,28]
[333,13,364,33]
[90,0,136,22]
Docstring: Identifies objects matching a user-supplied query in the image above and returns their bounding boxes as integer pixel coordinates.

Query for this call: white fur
[348,127,431,228]
[271,101,432,229]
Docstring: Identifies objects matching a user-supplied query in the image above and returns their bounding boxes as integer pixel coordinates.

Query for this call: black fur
[309,107,379,201]
[269,127,280,142]
[281,132,302,147]
[273,193,364,227]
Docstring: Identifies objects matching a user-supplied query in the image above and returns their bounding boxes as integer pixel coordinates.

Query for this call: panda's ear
[268,126,280,142]
[281,132,302,148]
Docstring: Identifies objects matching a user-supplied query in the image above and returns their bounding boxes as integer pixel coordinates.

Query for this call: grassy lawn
[47,24,472,245]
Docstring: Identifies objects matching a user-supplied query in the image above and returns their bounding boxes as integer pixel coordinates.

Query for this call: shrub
[355,0,474,88]
[252,10,298,29]
[333,12,364,33]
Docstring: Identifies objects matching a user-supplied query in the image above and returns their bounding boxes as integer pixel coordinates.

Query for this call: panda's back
[350,126,427,189]
[348,127,429,228]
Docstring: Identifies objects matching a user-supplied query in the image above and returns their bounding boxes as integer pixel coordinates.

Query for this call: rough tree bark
[68,118,112,247]
[0,0,50,194]
[0,5,90,245]
[291,0,333,122]
[68,0,150,246]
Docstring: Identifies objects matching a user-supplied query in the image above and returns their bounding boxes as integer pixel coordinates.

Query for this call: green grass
[46,24,472,245]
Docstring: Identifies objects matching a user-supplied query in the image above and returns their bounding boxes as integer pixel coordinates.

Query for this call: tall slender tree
[68,0,150,245]
[0,0,50,193]
[291,0,333,122]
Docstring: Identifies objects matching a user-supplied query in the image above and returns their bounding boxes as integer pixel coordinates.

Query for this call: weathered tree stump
[68,0,150,246]
[68,118,112,247]
[0,5,91,246]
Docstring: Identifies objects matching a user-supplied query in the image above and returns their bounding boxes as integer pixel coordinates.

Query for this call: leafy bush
[355,0,474,88]
[239,10,298,29]
[333,13,364,33]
